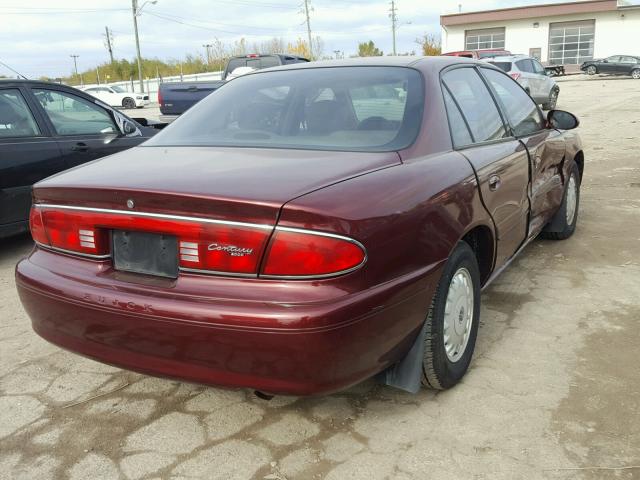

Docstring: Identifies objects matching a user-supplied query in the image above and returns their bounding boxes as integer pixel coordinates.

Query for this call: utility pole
[70,54,80,83]
[132,0,144,93]
[389,0,398,56]
[104,26,115,63]
[202,44,212,65]
[302,0,313,60]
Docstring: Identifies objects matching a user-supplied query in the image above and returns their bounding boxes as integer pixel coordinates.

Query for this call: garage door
[548,20,595,65]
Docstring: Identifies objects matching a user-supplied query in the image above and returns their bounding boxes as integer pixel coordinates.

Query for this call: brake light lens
[510,72,521,81]
[30,206,366,278]
[30,206,270,273]
[261,229,366,277]
[29,207,48,245]
[157,89,163,105]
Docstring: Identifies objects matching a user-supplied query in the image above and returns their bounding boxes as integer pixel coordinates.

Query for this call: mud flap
[377,321,427,394]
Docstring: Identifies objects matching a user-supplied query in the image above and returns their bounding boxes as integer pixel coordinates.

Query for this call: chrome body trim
[35,242,111,260]
[34,204,274,230]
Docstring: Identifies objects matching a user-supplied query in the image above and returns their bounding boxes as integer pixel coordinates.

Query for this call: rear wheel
[541,161,580,240]
[586,65,597,75]
[632,69,640,79]
[422,242,481,390]
[122,97,136,109]
[542,87,559,110]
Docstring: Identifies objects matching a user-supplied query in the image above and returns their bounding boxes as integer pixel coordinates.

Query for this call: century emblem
[207,243,254,257]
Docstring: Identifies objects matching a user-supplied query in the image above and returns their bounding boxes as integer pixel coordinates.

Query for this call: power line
[0,59,28,79]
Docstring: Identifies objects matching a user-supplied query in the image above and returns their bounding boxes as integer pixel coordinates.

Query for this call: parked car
[0,80,164,238]
[443,49,511,59]
[580,55,640,78]
[82,85,150,109]
[487,54,560,109]
[16,57,584,396]
[158,53,309,121]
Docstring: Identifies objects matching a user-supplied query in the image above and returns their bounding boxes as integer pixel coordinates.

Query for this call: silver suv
[486,55,559,110]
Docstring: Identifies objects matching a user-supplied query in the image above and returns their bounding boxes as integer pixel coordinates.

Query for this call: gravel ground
[1,77,639,480]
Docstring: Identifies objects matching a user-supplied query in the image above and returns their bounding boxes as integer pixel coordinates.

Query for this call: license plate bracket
[112,230,178,278]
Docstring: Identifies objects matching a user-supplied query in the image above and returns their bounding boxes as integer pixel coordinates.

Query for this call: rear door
[619,56,638,75]
[30,87,143,169]
[0,86,64,233]
[480,67,566,235]
[442,66,530,268]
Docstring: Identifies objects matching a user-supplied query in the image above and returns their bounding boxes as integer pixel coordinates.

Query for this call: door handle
[71,142,89,152]
[488,174,502,191]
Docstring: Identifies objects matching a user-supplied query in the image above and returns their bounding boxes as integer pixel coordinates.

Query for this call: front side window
[532,60,546,74]
[482,68,544,137]
[33,89,116,136]
[442,67,506,143]
[0,89,40,138]
[515,59,534,73]
[146,67,424,152]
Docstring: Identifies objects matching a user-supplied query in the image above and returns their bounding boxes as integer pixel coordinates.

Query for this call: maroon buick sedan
[16,57,583,395]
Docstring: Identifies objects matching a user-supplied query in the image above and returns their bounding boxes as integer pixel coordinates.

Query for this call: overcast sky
[0,0,570,79]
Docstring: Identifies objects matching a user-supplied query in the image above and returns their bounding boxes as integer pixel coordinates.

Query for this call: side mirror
[122,120,138,135]
[547,110,579,130]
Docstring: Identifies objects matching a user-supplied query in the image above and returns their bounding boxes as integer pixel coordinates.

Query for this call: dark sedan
[16,57,584,395]
[581,55,640,78]
[0,80,163,238]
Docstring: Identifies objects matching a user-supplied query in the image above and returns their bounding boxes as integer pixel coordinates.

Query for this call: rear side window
[442,87,473,147]
[259,56,281,68]
[482,68,544,137]
[488,62,511,72]
[442,68,506,143]
[515,59,534,73]
[0,89,40,138]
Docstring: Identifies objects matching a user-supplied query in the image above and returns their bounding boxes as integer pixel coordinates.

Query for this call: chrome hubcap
[633,70,640,79]
[565,175,577,225]
[587,66,596,75]
[443,268,474,363]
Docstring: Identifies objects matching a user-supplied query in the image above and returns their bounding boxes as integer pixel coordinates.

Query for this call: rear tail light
[261,228,366,278]
[157,89,163,105]
[509,72,521,81]
[30,205,366,278]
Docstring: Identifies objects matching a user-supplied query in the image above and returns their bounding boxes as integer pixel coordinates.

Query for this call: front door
[30,87,142,169]
[442,66,530,267]
[0,87,64,233]
[480,67,566,236]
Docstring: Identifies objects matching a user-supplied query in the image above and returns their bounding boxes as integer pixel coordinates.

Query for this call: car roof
[252,55,484,75]
[485,54,530,62]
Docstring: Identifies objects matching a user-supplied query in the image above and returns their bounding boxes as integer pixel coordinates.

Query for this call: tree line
[42,34,440,86]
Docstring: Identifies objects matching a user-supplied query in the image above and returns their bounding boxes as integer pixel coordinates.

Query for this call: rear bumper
[158,114,179,123]
[16,247,439,395]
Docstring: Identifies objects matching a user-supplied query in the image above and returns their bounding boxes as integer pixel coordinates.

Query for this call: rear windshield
[488,62,512,72]
[146,66,424,152]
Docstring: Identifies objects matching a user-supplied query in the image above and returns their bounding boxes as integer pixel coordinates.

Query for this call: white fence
[82,70,223,100]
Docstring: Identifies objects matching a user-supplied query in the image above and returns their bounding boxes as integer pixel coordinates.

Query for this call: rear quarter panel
[277,151,495,295]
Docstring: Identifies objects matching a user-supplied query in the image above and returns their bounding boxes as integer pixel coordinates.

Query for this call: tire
[542,87,559,110]
[541,161,581,240]
[422,241,481,390]
[632,69,640,80]
[586,65,597,75]
[122,97,136,109]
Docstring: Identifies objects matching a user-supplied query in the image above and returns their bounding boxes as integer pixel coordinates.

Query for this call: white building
[441,0,640,70]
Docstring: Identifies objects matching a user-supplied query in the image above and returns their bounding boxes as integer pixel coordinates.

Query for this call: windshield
[145,66,424,152]
[111,85,126,93]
